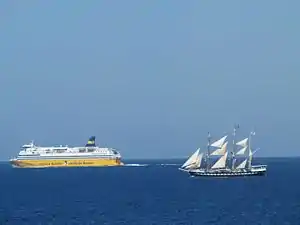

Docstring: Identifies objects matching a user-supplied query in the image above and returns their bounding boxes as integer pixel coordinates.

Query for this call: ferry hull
[10,158,124,168]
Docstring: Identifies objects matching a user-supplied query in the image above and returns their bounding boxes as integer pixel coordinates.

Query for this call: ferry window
[87,148,95,152]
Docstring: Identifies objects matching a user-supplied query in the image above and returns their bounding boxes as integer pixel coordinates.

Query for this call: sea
[0,157,299,225]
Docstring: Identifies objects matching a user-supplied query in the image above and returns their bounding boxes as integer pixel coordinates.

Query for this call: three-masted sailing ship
[179,125,267,177]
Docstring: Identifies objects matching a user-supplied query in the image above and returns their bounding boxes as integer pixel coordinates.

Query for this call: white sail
[236,146,247,155]
[210,141,228,155]
[236,158,247,169]
[211,151,228,169]
[181,148,200,168]
[185,153,203,169]
[210,135,227,148]
[236,138,248,147]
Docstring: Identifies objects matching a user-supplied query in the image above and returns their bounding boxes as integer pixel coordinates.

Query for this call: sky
[0,1,299,159]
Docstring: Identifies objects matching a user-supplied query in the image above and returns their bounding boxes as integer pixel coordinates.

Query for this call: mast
[206,132,211,170]
[248,131,255,169]
[231,124,239,170]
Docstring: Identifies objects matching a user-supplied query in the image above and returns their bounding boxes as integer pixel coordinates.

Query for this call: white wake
[124,163,149,167]
[158,163,181,166]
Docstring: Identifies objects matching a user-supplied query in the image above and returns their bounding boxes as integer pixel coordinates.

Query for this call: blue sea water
[0,158,299,225]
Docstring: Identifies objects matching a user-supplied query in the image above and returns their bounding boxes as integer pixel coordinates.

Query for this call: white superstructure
[14,136,121,160]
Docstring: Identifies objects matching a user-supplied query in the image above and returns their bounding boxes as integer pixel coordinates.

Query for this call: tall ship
[10,136,124,168]
[179,125,267,177]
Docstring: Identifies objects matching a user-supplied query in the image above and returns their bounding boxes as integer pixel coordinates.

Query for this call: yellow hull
[10,158,124,168]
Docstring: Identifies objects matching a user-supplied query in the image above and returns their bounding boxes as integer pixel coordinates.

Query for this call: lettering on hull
[11,159,123,168]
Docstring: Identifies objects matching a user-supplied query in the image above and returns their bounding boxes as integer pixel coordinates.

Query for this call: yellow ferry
[10,136,124,168]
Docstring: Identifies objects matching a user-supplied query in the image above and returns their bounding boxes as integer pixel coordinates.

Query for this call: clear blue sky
[0,1,299,159]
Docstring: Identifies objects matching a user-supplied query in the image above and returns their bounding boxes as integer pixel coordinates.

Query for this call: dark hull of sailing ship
[187,166,267,177]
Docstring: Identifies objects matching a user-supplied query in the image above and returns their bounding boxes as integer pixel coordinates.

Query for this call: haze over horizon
[1,1,299,160]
